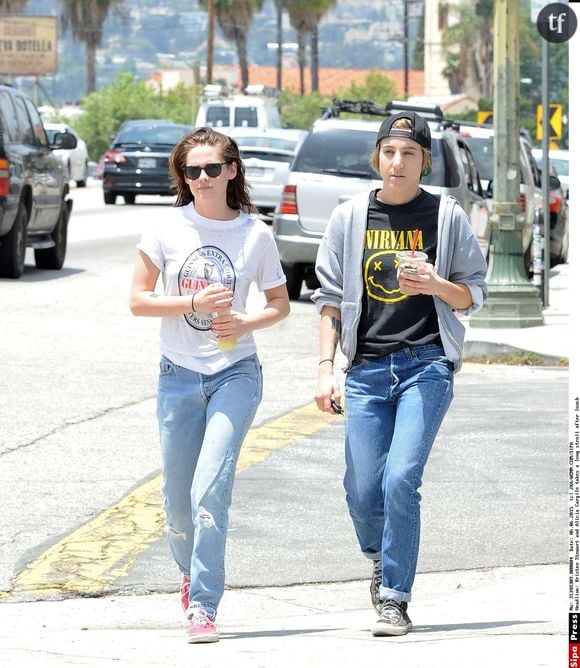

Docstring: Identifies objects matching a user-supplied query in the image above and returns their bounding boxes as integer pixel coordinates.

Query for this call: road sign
[536,103,563,140]
[477,111,493,125]
[0,16,57,75]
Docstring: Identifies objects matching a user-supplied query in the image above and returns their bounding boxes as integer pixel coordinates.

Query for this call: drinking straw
[410,228,420,257]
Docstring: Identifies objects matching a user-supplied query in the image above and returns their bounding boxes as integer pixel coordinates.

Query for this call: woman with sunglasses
[130,127,289,644]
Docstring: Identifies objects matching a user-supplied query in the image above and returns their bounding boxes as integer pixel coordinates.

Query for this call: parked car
[459,122,541,266]
[273,100,490,299]
[44,122,89,187]
[532,147,569,199]
[100,119,192,205]
[0,83,76,279]
[530,151,569,266]
[196,84,282,134]
[229,128,307,221]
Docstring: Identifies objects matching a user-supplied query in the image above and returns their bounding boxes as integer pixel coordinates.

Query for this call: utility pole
[470,0,543,328]
[404,0,409,96]
[207,0,215,84]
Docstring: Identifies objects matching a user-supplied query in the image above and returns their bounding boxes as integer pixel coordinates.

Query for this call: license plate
[138,158,156,168]
[246,166,265,177]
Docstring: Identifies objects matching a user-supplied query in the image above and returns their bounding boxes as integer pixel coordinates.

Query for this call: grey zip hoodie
[312,191,488,373]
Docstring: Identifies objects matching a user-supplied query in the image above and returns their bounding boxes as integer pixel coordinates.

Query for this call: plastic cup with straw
[396,228,428,280]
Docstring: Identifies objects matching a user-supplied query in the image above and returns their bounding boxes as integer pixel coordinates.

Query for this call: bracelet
[191,293,196,312]
[319,358,334,366]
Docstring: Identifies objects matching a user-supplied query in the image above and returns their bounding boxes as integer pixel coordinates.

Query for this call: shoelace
[371,560,382,600]
[191,609,214,626]
[381,601,404,623]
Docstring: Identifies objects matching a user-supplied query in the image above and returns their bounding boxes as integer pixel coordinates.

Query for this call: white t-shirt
[137,203,286,374]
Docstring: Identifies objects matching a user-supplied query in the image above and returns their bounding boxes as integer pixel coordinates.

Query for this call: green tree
[441,0,493,98]
[71,72,196,161]
[59,0,126,95]
[199,0,263,90]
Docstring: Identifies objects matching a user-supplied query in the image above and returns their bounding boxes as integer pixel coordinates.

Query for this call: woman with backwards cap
[313,111,487,636]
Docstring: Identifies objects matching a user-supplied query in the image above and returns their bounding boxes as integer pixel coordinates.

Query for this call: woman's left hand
[398,262,442,296]
[211,310,249,341]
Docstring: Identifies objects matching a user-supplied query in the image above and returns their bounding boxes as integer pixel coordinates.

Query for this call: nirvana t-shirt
[356,189,442,359]
[137,203,286,374]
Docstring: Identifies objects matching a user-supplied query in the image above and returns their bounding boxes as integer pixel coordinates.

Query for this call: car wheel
[76,162,88,188]
[282,263,303,300]
[34,200,70,270]
[0,201,28,278]
[123,193,136,205]
[104,191,117,205]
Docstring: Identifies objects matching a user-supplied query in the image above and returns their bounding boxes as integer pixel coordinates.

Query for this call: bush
[70,72,198,161]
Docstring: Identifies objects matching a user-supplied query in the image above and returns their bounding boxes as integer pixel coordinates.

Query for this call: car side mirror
[51,131,77,150]
[486,179,493,198]
[549,174,561,190]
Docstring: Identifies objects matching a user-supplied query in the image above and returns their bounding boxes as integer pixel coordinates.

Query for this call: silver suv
[273,100,490,299]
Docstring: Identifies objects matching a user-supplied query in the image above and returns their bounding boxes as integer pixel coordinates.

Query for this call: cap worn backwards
[375,112,431,151]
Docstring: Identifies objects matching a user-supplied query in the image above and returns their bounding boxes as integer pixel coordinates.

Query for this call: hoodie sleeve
[311,202,349,313]
[443,200,488,316]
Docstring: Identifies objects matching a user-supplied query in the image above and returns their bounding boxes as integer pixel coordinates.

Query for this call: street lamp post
[470,0,543,328]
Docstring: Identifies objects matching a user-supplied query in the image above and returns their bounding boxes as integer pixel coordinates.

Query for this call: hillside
[15,0,417,105]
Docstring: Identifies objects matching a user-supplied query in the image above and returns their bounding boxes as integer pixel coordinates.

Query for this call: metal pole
[541,38,550,307]
[207,0,215,85]
[470,0,543,328]
[404,0,409,96]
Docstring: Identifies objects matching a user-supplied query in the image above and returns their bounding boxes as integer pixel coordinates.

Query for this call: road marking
[6,403,336,597]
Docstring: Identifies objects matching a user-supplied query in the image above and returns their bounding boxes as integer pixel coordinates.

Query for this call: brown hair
[370,118,432,177]
[169,127,253,212]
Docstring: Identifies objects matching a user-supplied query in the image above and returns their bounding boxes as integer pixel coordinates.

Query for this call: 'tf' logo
[537,3,577,42]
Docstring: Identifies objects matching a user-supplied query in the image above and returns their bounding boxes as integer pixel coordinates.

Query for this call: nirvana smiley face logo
[179,245,236,330]
[364,250,408,303]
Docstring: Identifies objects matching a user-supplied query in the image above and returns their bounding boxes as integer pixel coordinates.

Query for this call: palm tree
[59,0,126,95]
[285,0,336,95]
[199,0,263,90]
[0,1,28,11]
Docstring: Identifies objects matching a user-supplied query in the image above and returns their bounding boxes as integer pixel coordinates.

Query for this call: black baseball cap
[375,111,431,151]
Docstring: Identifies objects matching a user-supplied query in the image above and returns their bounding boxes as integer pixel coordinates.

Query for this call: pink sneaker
[186,609,219,644]
[180,575,190,613]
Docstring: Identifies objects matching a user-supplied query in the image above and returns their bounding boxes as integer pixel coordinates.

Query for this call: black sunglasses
[183,162,229,180]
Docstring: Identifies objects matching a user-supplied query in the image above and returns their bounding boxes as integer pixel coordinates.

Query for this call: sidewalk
[0,564,566,667]
[463,263,569,359]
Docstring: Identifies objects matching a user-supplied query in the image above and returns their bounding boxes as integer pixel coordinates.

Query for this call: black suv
[0,83,77,279]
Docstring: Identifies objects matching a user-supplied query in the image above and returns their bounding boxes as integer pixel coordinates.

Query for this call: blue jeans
[344,344,454,603]
[157,353,262,619]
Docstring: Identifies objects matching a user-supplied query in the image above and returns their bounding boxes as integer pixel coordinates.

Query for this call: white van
[195,84,281,134]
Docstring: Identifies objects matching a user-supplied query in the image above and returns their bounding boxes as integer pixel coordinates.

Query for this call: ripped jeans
[157,354,263,619]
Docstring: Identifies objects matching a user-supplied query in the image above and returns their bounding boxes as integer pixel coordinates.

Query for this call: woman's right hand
[194,283,234,313]
[315,366,342,415]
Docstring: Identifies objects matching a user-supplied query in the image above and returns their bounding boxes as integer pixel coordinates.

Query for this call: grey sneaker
[371,599,412,636]
[370,560,382,614]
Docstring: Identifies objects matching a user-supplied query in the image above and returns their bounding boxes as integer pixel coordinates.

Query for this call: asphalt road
[0,184,567,603]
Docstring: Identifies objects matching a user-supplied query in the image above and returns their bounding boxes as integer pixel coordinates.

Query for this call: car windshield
[551,158,569,177]
[294,129,452,185]
[294,128,377,178]
[116,125,189,146]
[463,137,494,181]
